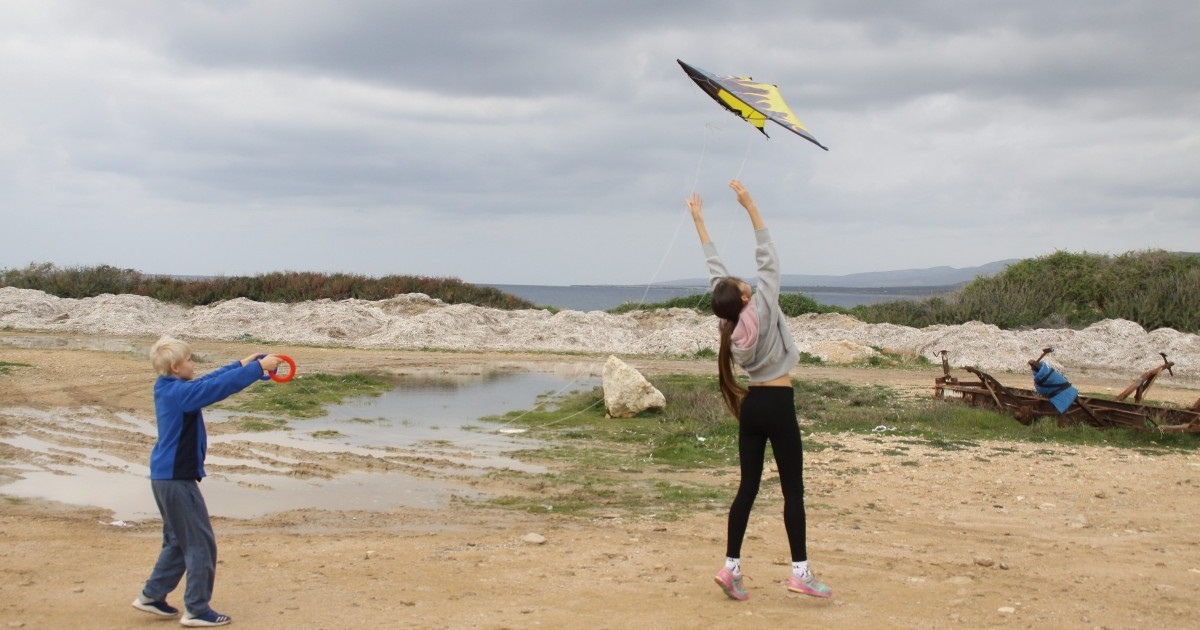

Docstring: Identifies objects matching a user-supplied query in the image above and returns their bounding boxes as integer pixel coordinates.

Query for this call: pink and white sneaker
[787,571,832,598]
[714,567,748,601]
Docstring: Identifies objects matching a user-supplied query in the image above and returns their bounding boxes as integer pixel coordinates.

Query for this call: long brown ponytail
[712,278,748,419]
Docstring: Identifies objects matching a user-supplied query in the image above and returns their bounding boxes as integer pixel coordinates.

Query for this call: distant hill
[781,259,1019,288]
[661,259,1019,289]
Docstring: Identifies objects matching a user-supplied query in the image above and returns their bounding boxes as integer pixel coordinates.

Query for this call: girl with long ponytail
[687,180,832,602]
[713,279,749,418]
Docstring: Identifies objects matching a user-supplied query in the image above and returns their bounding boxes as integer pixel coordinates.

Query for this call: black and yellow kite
[678,59,827,151]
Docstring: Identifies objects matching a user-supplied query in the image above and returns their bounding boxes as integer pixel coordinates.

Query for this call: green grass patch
[347,416,387,424]
[471,372,1199,520]
[482,373,741,469]
[798,352,824,365]
[0,360,32,375]
[863,348,932,369]
[487,472,727,519]
[234,417,290,432]
[221,372,393,419]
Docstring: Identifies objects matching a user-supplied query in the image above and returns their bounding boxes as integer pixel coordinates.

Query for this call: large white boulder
[602,355,666,418]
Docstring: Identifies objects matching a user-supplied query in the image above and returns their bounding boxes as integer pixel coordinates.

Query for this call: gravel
[3,287,1198,382]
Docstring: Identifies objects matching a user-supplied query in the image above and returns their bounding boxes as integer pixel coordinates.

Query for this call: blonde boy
[132,336,283,627]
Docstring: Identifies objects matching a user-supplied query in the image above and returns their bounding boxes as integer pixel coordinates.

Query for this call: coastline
[484,283,952,311]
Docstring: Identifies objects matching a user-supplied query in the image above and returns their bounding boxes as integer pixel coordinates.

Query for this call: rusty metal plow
[934,350,1200,434]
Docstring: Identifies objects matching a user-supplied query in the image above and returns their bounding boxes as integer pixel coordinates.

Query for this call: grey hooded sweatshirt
[703,228,800,383]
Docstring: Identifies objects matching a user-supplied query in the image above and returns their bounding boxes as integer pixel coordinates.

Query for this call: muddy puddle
[0,371,598,521]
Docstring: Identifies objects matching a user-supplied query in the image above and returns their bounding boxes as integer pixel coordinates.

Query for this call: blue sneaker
[132,594,179,617]
[180,610,232,627]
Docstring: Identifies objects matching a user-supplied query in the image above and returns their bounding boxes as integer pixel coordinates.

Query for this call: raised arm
[686,192,712,245]
[728,180,782,302]
[729,180,766,230]
[688,191,731,286]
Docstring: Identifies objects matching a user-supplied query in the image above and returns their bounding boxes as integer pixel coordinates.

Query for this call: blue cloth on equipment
[1032,362,1078,414]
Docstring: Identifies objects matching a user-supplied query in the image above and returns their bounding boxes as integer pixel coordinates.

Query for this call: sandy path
[2,332,1199,629]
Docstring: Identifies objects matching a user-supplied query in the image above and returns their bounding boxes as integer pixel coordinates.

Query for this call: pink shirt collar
[730,300,759,349]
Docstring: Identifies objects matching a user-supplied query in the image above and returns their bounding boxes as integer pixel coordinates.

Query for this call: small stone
[974,556,995,567]
[521,533,547,545]
[998,606,1016,614]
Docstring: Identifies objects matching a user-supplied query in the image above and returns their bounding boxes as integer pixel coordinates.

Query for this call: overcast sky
[2,1,1197,286]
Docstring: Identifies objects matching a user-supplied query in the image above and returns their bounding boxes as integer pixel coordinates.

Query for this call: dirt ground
[2,332,1199,630]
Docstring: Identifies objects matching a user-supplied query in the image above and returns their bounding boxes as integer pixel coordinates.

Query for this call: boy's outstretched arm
[242,353,284,373]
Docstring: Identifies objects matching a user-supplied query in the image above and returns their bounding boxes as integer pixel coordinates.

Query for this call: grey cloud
[2,0,1197,284]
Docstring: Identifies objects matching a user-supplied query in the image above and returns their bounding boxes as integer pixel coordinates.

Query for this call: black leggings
[725,386,808,562]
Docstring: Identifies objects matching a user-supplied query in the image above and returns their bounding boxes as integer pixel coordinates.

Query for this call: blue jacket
[149,360,264,480]
[1032,362,1078,414]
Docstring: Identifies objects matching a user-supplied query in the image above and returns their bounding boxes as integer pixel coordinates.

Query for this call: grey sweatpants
[141,479,217,616]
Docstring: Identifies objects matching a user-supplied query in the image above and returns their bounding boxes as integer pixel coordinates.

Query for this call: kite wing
[677,59,827,151]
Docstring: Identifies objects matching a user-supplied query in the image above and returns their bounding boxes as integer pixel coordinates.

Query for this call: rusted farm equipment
[933,348,1200,433]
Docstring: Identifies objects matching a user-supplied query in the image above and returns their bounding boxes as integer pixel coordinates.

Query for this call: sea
[484,284,948,312]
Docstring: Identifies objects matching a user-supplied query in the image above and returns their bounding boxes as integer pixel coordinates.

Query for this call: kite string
[428,125,749,448]
[688,122,716,193]
[689,128,757,309]
[636,123,714,305]
[637,215,690,306]
[639,123,757,312]
[722,130,756,234]
[732,130,755,181]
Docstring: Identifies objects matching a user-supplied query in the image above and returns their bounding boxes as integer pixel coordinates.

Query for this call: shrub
[0,263,535,310]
